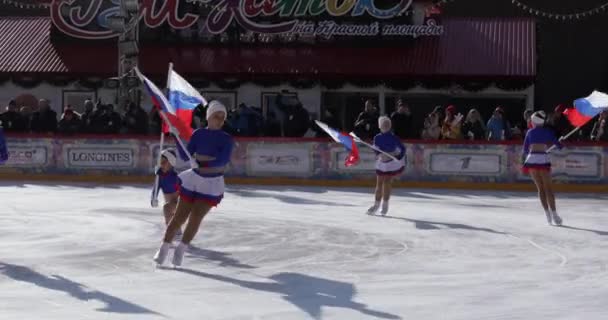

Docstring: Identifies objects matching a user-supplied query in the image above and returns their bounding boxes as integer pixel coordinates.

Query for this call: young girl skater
[522,111,564,225]
[155,148,181,240]
[368,116,406,216]
[154,101,234,267]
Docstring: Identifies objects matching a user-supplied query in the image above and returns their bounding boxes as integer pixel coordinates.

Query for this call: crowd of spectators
[346,99,608,142]
[1,97,607,142]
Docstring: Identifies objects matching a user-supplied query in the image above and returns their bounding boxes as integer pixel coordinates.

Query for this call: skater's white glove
[151,199,159,208]
[154,165,160,174]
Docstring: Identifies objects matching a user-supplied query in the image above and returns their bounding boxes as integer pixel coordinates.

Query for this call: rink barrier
[1,134,607,192]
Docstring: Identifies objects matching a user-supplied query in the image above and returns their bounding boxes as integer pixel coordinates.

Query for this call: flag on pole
[167,69,207,135]
[135,68,193,140]
[564,90,608,127]
[315,120,360,167]
[0,126,7,164]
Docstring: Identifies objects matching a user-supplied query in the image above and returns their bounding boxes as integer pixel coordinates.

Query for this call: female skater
[367,116,405,216]
[154,101,234,267]
[155,148,181,239]
[522,111,564,225]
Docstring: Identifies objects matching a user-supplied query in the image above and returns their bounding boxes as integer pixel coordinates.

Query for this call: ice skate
[172,242,188,267]
[544,211,553,225]
[552,212,562,226]
[380,202,389,216]
[153,242,171,266]
[367,202,380,215]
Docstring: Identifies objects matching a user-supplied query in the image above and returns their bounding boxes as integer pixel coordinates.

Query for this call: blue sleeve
[206,136,234,167]
[372,135,380,155]
[523,132,530,155]
[175,132,194,161]
[552,131,563,150]
[397,138,405,160]
[0,128,7,163]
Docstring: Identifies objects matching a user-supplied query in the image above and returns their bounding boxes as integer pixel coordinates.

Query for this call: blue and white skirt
[177,169,224,206]
[522,152,551,174]
[375,157,405,177]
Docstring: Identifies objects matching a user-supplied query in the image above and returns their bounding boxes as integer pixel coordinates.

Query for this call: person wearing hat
[522,110,564,226]
[367,116,406,216]
[154,148,181,240]
[487,107,511,141]
[154,100,234,267]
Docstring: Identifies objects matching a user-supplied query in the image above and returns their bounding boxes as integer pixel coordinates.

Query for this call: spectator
[105,104,122,134]
[233,103,263,136]
[550,104,573,138]
[57,109,82,135]
[264,111,282,137]
[30,99,57,133]
[19,106,33,131]
[80,99,97,133]
[353,99,379,140]
[390,100,415,139]
[590,111,608,141]
[461,108,486,140]
[314,109,340,138]
[486,107,511,141]
[123,102,149,134]
[284,102,310,137]
[440,105,463,140]
[0,100,27,132]
[421,110,441,140]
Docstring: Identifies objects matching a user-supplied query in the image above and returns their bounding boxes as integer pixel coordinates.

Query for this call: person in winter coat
[461,108,486,140]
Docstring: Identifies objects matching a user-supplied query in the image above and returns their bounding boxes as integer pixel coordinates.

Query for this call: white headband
[161,149,177,166]
[206,100,227,120]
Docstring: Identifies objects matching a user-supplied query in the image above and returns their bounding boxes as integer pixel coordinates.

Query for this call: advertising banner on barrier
[63,143,137,169]
[4,141,49,167]
[2,135,608,186]
[246,143,313,177]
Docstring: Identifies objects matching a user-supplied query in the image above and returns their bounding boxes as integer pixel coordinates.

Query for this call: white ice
[1,182,607,320]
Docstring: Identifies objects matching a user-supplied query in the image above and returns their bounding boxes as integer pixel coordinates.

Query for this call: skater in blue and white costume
[154,101,234,267]
[154,148,182,239]
[367,116,405,215]
[522,111,564,225]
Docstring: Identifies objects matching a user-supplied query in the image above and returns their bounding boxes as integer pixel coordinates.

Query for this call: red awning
[0,17,536,79]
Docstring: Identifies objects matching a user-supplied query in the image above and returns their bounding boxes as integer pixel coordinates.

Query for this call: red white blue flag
[315,120,360,167]
[564,90,608,127]
[135,68,193,140]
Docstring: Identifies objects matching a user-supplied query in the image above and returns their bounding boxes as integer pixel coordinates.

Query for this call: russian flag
[564,91,608,127]
[0,127,7,164]
[167,69,207,134]
[135,68,193,141]
[315,120,360,167]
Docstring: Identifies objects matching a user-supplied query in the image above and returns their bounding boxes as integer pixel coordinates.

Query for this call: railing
[2,134,606,187]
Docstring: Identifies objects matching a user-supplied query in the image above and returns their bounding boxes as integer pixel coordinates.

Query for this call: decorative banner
[4,142,49,167]
[427,151,503,176]
[50,0,444,39]
[246,143,312,177]
[64,144,136,169]
[2,136,608,186]
[551,151,603,180]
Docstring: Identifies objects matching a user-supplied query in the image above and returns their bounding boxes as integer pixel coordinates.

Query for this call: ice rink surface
[1,182,607,320]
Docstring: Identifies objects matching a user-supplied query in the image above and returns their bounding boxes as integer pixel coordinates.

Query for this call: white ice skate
[367,202,380,215]
[380,202,389,216]
[552,212,563,226]
[172,242,188,267]
[153,242,171,266]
